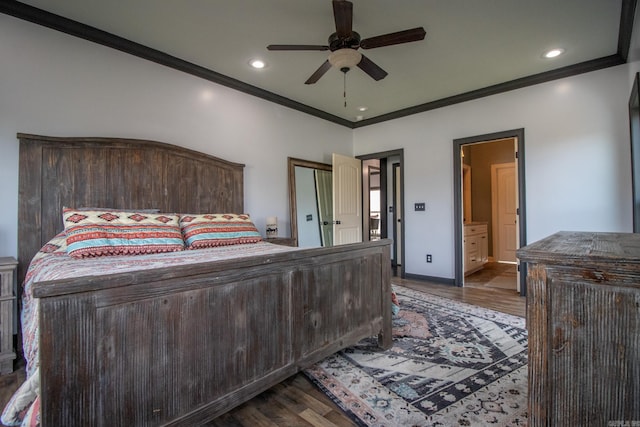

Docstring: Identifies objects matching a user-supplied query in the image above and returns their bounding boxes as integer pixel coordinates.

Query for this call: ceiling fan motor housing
[328,31,361,51]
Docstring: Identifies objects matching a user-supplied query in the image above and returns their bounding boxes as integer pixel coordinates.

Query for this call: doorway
[453,129,527,296]
[367,164,382,240]
[358,149,405,278]
[392,163,402,271]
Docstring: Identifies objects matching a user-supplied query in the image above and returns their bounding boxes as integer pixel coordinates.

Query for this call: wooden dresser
[464,222,488,275]
[0,257,17,375]
[517,232,640,426]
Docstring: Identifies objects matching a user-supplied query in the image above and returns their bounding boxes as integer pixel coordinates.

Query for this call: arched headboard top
[16,133,246,168]
[17,133,245,286]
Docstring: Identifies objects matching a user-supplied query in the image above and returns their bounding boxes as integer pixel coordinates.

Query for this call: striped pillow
[180,213,262,249]
[63,208,184,258]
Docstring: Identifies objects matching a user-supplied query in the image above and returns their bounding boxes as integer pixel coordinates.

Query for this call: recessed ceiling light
[543,48,565,59]
[358,106,368,112]
[249,59,266,69]
[200,90,214,101]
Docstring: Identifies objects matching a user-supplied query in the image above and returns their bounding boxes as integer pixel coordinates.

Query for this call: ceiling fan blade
[305,60,332,84]
[360,27,426,49]
[357,55,388,81]
[267,44,329,51]
[332,0,353,38]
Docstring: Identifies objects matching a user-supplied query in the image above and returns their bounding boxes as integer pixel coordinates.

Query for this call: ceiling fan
[267,0,426,84]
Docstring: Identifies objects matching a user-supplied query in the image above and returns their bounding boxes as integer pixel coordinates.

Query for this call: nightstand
[0,257,17,375]
[265,237,297,247]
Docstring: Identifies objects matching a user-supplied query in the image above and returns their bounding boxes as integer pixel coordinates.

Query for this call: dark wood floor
[0,266,525,427]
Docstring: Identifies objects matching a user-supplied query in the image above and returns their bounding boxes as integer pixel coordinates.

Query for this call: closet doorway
[358,149,405,278]
[453,129,527,296]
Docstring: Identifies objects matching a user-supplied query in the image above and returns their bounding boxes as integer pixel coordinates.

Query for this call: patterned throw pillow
[63,208,184,258]
[180,213,262,249]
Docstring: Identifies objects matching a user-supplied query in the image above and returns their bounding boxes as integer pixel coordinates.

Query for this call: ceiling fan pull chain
[342,66,349,108]
[344,71,347,108]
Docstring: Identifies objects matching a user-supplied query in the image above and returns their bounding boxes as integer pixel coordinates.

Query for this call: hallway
[464,261,518,292]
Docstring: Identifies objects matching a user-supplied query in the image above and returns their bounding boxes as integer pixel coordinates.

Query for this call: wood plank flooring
[0,268,525,427]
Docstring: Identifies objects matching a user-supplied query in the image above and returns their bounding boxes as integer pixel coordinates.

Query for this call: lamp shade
[266,216,278,237]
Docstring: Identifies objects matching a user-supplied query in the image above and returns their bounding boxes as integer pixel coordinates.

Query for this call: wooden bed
[16,133,392,426]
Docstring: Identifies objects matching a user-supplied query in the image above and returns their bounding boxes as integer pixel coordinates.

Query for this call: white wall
[0,14,353,258]
[354,64,636,280]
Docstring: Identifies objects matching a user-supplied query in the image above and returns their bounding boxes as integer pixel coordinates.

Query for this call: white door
[333,153,362,245]
[491,162,517,263]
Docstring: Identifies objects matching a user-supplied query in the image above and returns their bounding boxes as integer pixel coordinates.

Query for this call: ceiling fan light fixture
[328,48,362,69]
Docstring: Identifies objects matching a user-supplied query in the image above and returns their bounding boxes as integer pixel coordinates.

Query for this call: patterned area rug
[304,286,528,426]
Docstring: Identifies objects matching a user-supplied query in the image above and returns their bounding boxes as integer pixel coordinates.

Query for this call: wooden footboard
[33,240,391,426]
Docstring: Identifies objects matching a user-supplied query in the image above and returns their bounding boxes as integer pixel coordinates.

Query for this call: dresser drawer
[464,223,487,237]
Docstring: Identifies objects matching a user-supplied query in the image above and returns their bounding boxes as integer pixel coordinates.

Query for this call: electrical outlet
[426,254,432,263]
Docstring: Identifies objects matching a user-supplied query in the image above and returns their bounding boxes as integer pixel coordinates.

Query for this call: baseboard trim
[402,273,456,286]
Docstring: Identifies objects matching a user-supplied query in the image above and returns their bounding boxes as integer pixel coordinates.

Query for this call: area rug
[304,286,528,426]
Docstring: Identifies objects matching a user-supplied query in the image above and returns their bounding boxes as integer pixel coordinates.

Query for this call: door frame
[357,149,405,278]
[453,129,528,296]
[367,164,381,240]
[392,163,402,269]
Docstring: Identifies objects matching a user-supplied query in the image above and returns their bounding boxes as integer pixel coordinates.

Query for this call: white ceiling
[8,0,629,126]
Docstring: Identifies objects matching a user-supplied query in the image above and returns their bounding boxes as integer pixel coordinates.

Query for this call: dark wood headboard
[17,133,245,287]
